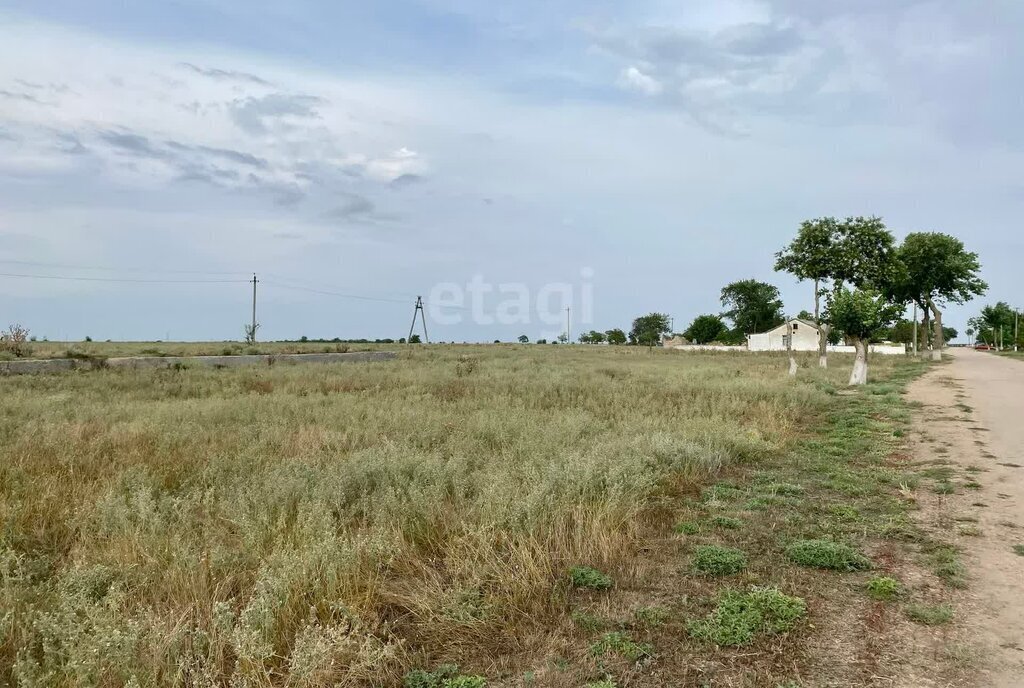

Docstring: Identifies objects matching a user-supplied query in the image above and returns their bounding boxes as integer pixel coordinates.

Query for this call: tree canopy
[605,328,627,345]
[629,313,671,346]
[720,279,785,335]
[889,232,987,309]
[827,288,902,342]
[684,314,727,344]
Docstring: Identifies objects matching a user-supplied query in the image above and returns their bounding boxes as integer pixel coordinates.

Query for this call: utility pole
[250,273,259,344]
[407,296,429,343]
[1016,309,1019,352]
[566,307,571,344]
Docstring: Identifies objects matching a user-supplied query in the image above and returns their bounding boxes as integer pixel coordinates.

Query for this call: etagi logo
[428,268,594,341]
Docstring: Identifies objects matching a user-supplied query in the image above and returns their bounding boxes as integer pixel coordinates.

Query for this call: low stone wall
[0,351,397,376]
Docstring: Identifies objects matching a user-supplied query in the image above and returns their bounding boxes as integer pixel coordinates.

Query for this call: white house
[746,318,906,355]
[747,319,819,352]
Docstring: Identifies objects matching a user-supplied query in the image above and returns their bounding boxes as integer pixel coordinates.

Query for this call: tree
[826,288,902,385]
[775,217,840,366]
[720,280,785,340]
[244,323,259,345]
[409,334,422,344]
[629,313,671,347]
[890,232,986,360]
[965,327,975,345]
[942,326,958,343]
[684,314,726,344]
[578,330,606,344]
[605,328,627,346]
[978,302,1015,349]
[776,216,897,368]
[518,334,529,344]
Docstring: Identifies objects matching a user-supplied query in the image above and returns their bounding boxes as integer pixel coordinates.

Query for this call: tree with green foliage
[684,314,727,344]
[719,279,785,341]
[578,330,606,344]
[827,288,902,385]
[777,216,897,368]
[888,232,986,360]
[409,334,422,344]
[629,313,671,347]
[605,328,627,345]
[977,302,1016,349]
[518,334,529,344]
[775,217,840,365]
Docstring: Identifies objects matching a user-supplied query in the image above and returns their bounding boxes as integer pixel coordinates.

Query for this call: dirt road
[908,348,1024,685]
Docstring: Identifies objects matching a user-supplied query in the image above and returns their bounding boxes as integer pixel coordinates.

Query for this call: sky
[1,0,1021,342]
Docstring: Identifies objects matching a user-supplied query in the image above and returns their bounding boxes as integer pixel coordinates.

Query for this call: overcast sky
[1,0,1020,342]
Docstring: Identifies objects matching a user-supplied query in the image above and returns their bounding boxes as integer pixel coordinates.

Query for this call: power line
[0,259,250,275]
[263,279,468,309]
[0,272,248,284]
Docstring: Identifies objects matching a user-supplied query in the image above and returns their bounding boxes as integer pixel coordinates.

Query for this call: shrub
[905,604,953,626]
[692,545,747,576]
[786,539,872,571]
[0,324,31,358]
[674,521,701,535]
[688,587,806,646]
[584,682,616,688]
[1013,544,1024,557]
[866,576,901,601]
[569,566,613,590]
[589,631,653,661]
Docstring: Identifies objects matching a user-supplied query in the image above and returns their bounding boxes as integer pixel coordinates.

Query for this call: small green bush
[589,631,652,661]
[674,521,701,535]
[786,539,872,571]
[1013,544,1024,557]
[692,545,747,576]
[584,681,616,688]
[569,566,613,590]
[866,576,901,601]
[688,587,806,646]
[905,603,953,626]
[710,516,743,530]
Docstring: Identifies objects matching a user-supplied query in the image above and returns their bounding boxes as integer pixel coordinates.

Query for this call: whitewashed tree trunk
[929,298,944,362]
[789,356,798,376]
[815,279,828,368]
[849,338,868,385]
[818,325,829,368]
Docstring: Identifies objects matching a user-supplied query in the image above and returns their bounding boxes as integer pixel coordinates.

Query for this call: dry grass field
[1,345,936,687]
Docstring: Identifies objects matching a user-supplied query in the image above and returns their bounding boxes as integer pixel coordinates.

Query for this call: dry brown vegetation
[0,345,928,686]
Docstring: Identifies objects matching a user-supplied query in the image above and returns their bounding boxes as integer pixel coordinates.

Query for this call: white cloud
[618,66,663,95]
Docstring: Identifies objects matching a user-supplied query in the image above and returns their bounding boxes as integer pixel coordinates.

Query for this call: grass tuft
[786,540,872,571]
[866,576,902,601]
[710,515,743,530]
[589,632,653,662]
[570,566,614,591]
[688,587,806,646]
[905,604,953,626]
[692,545,748,576]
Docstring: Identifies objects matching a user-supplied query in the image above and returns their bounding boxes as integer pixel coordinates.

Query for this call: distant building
[747,319,819,352]
[746,318,906,355]
[661,334,690,347]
